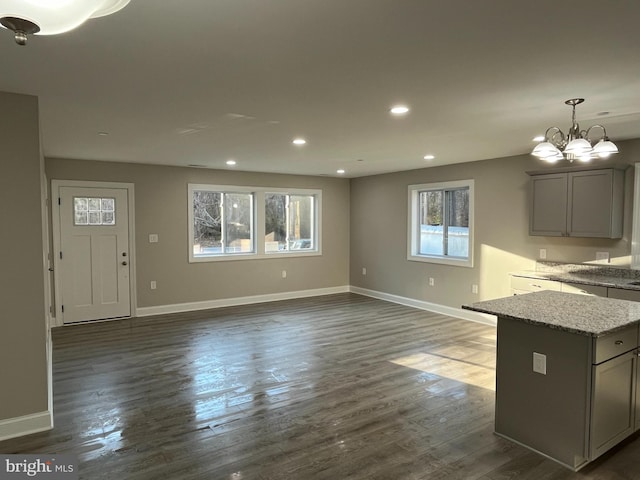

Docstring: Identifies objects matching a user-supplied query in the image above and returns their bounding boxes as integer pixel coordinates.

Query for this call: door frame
[51,180,137,327]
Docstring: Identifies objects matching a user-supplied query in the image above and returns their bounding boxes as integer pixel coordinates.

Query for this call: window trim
[407,179,474,268]
[188,184,322,263]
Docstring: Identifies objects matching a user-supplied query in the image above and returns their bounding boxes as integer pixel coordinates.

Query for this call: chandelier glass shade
[0,0,129,45]
[531,98,618,163]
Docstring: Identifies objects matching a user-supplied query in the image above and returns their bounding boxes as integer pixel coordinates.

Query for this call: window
[73,197,115,226]
[265,193,316,253]
[191,189,254,257]
[189,184,321,262]
[408,180,474,267]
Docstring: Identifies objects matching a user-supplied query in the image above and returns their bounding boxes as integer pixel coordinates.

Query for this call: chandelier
[531,98,618,163]
[0,0,130,46]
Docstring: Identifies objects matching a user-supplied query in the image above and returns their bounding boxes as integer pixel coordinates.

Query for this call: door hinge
[58,197,61,205]
[59,251,63,259]
[61,305,64,313]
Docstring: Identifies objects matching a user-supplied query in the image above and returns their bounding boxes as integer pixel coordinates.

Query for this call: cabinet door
[567,170,622,238]
[637,350,640,432]
[607,288,640,302]
[590,351,636,460]
[530,174,567,236]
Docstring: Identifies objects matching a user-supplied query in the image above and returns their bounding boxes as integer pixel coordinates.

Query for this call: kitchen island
[464,291,640,470]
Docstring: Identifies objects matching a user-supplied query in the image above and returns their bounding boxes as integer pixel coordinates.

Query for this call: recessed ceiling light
[337,169,345,174]
[97,132,109,136]
[226,159,237,166]
[532,135,545,142]
[423,154,435,160]
[293,138,307,145]
[390,105,410,115]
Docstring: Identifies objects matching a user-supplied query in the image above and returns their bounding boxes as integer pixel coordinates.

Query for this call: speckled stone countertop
[463,291,640,337]
[511,261,640,291]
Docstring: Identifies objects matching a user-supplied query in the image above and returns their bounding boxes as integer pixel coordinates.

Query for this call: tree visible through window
[409,180,473,267]
[265,193,315,252]
[192,190,253,255]
[189,184,321,261]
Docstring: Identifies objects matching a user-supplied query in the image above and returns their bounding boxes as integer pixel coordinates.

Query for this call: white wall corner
[0,411,53,442]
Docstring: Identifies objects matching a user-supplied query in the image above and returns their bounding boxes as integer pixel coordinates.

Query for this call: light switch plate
[533,352,547,375]
[149,234,159,243]
[596,251,609,263]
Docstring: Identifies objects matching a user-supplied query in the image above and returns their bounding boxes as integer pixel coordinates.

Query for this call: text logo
[0,455,77,480]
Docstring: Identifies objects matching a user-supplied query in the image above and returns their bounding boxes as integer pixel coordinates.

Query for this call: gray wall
[46,159,350,309]
[0,92,48,421]
[350,139,640,308]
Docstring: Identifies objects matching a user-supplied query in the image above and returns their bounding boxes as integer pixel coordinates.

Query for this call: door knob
[122,261,128,266]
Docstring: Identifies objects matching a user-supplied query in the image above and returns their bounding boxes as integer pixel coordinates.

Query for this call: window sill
[189,250,322,263]
[407,254,473,268]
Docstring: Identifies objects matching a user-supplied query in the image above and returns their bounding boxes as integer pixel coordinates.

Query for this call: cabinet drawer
[561,282,607,297]
[593,324,639,364]
[510,276,561,293]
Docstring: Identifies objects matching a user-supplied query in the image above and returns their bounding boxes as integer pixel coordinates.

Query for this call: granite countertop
[510,270,640,291]
[463,290,640,337]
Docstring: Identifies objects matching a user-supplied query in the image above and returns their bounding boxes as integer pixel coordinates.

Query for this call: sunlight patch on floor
[391,352,496,391]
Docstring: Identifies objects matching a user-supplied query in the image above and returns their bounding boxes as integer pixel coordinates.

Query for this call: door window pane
[73,197,116,226]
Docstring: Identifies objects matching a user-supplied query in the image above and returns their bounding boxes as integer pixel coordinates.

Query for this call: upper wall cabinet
[529,168,624,238]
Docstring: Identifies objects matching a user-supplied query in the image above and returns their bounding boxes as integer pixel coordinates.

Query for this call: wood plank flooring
[1,293,639,479]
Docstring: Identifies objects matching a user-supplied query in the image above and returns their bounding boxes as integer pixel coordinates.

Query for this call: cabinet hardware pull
[614,340,624,345]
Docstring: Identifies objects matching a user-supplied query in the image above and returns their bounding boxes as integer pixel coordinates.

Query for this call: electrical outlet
[150,281,157,290]
[539,248,547,260]
[282,270,287,279]
[596,252,610,263]
[362,267,367,275]
[149,234,159,243]
[533,352,547,375]
[428,277,435,287]
[472,284,479,294]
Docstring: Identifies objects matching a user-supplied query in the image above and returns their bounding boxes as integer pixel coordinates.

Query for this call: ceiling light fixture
[531,98,618,163]
[423,154,435,160]
[292,138,306,145]
[226,159,237,166]
[336,169,345,174]
[390,105,409,115]
[0,0,130,46]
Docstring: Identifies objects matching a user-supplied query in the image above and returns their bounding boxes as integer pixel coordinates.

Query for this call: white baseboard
[136,285,351,317]
[349,286,497,326]
[0,411,53,442]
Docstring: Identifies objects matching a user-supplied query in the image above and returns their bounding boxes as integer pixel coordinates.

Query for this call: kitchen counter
[463,290,640,336]
[463,291,640,470]
[511,261,640,291]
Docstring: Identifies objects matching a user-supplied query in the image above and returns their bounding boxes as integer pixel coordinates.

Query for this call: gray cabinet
[529,168,624,238]
[590,350,637,460]
[608,288,640,302]
[494,317,639,470]
[637,351,640,432]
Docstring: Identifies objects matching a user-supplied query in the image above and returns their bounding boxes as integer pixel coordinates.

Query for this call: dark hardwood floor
[1,293,639,479]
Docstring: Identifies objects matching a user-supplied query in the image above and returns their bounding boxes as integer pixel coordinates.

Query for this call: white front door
[56,186,131,323]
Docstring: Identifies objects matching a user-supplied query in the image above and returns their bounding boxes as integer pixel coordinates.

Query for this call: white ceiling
[2,0,640,178]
